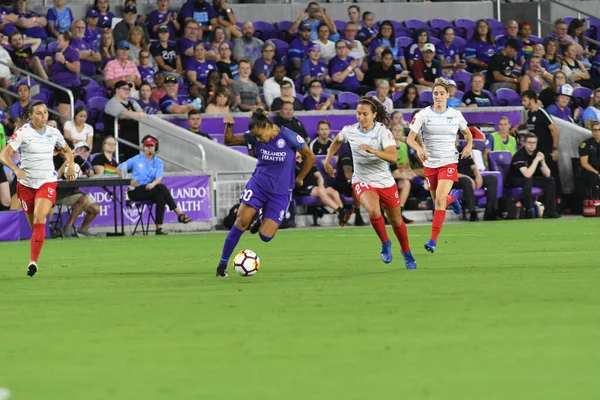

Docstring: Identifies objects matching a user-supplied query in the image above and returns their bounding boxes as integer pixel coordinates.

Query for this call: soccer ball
[233,249,260,276]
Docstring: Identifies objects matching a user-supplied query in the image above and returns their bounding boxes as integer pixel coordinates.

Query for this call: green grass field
[1,218,599,400]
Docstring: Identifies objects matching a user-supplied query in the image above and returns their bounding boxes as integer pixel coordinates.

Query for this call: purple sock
[219,225,244,265]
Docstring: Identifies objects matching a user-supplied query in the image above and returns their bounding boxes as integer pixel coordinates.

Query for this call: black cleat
[27,262,38,277]
[249,209,263,234]
[402,214,414,224]
[216,264,228,277]
[354,212,366,226]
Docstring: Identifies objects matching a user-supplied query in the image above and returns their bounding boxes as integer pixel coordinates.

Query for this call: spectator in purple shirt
[407,29,430,69]
[288,21,313,77]
[213,0,241,39]
[179,0,217,36]
[84,9,102,49]
[137,82,162,115]
[547,84,577,123]
[251,42,276,86]
[148,0,180,40]
[465,19,496,72]
[93,0,114,29]
[329,40,366,93]
[303,79,334,111]
[300,44,330,90]
[43,31,81,121]
[437,27,466,77]
[46,0,74,40]
[10,0,47,40]
[186,42,218,90]
[159,75,195,114]
[356,11,377,48]
[70,20,101,78]
[137,50,157,86]
[178,20,201,67]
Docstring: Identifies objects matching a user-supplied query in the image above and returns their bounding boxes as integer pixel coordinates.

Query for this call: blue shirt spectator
[119,153,163,185]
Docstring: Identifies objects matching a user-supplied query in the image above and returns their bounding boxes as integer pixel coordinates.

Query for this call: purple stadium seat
[334,20,346,34]
[404,19,429,36]
[485,18,505,32]
[455,90,464,100]
[337,92,360,110]
[276,20,294,41]
[295,93,305,103]
[429,18,453,38]
[454,18,476,38]
[418,90,432,108]
[561,16,577,26]
[429,36,441,46]
[47,41,58,52]
[392,91,403,103]
[452,36,467,52]
[396,36,413,49]
[458,139,485,152]
[387,20,405,34]
[573,87,593,108]
[481,89,498,106]
[266,38,289,62]
[253,21,279,41]
[366,90,377,97]
[495,88,522,106]
[528,35,541,44]
[488,151,543,199]
[453,70,472,92]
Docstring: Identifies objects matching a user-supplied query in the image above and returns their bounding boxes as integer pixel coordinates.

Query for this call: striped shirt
[8,123,66,189]
[410,106,468,168]
[337,122,396,188]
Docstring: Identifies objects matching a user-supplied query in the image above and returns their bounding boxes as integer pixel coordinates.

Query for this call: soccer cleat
[449,189,462,215]
[402,214,414,224]
[402,252,417,270]
[381,240,393,263]
[424,239,437,253]
[216,264,228,277]
[249,209,263,234]
[354,212,366,226]
[27,261,38,277]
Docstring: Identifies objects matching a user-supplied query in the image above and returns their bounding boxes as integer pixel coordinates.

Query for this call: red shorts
[352,182,400,208]
[17,181,58,215]
[423,163,458,191]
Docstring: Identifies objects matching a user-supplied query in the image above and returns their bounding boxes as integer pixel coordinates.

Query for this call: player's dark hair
[358,97,390,126]
[522,90,538,101]
[248,108,273,132]
[21,100,45,122]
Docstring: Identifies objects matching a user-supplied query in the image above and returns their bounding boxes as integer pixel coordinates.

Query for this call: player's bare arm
[358,143,397,163]
[323,135,343,177]
[0,145,26,179]
[223,117,247,146]
[460,128,473,159]
[406,130,428,162]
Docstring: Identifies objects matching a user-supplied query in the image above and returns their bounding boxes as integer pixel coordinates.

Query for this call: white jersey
[409,106,468,168]
[337,122,396,188]
[8,123,66,189]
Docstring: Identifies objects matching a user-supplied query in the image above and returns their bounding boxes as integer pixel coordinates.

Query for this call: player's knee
[366,208,381,219]
[235,216,250,230]
[434,198,446,210]
[259,232,273,242]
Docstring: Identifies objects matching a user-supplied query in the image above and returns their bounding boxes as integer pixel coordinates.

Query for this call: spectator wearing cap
[313,22,336,64]
[411,43,441,89]
[151,25,183,75]
[179,0,218,35]
[251,42,276,86]
[43,31,81,121]
[288,21,313,77]
[487,38,521,93]
[113,5,150,47]
[495,20,526,67]
[64,105,94,149]
[70,20,101,78]
[446,80,465,108]
[104,41,142,91]
[547,84,577,123]
[186,42,218,90]
[159,75,195,114]
[263,64,296,108]
[84,9,102,49]
[46,0,74,40]
[8,82,29,131]
[300,44,331,91]
[187,109,212,140]
[232,22,264,67]
[288,2,338,43]
[148,0,180,40]
[93,0,114,29]
[104,80,145,160]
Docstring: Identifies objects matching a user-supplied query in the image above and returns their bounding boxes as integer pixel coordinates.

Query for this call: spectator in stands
[518,21,534,58]
[151,72,166,103]
[204,86,232,114]
[407,29,430,69]
[538,70,568,108]
[303,79,333,111]
[356,11,377,48]
[186,84,203,110]
[216,42,239,85]
[561,42,593,89]
[369,21,407,71]
[288,21,313,77]
[9,0,47,40]
[148,0,180,40]
[43,31,81,121]
[274,102,309,142]
[64,106,94,149]
[99,29,116,69]
[313,23,336,64]
[137,81,161,114]
[346,5,360,27]
[578,120,600,198]
[187,109,211,139]
[483,116,517,164]
[104,41,142,92]
[463,73,492,107]
[446,79,464,107]
[7,32,47,81]
[568,18,591,68]
[465,19,495,72]
[92,136,121,176]
[372,80,393,114]
[0,43,14,109]
[119,135,192,235]
[520,56,553,95]
[411,43,441,90]
[487,38,520,93]
[309,120,332,155]
[152,25,183,75]
[93,0,113,29]
[213,0,241,40]
[438,27,466,77]
[364,48,404,89]
[159,75,194,114]
[186,42,218,90]
[70,20,101,78]
[524,43,551,72]
[544,38,561,74]
[271,80,303,112]
[46,0,74,41]
[207,26,227,61]
[104,80,144,159]
[543,19,583,55]
[583,88,600,125]
[126,25,149,66]
[230,59,263,111]
[8,82,29,129]
[300,45,330,91]
[232,22,263,67]
[263,64,295,108]
[178,20,201,67]
[84,9,102,48]
[113,6,149,47]
[201,69,221,103]
[496,20,525,67]
[180,0,217,36]
[547,84,577,123]
[137,49,156,85]
[398,84,418,109]
[506,132,559,218]
[288,2,337,43]
[329,40,366,94]
[344,22,365,67]
[251,42,276,86]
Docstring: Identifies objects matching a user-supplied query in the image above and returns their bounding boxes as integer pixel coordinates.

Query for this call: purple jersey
[178,37,198,67]
[328,56,360,91]
[50,46,81,86]
[546,104,573,123]
[97,11,114,29]
[464,39,496,64]
[84,27,102,49]
[188,58,218,85]
[159,94,185,113]
[300,58,327,84]
[13,10,47,39]
[148,9,178,39]
[357,25,378,43]
[437,42,461,64]
[179,0,215,27]
[136,99,160,115]
[251,58,275,84]
[287,38,311,64]
[70,38,97,77]
[138,65,156,85]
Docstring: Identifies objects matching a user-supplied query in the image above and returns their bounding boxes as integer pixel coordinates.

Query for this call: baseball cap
[73,142,91,151]
[143,136,158,146]
[557,83,573,97]
[117,40,130,49]
[124,5,137,14]
[164,75,178,84]
[422,43,436,53]
[447,79,457,87]
[506,38,522,51]
[114,80,133,90]
[158,25,169,33]
[86,9,99,18]
[300,22,312,31]
[308,44,320,52]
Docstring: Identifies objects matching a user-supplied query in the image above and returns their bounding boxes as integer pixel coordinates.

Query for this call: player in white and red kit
[0,101,77,277]
[407,78,473,253]
[324,97,416,269]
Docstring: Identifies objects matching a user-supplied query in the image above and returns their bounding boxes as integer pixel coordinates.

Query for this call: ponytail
[248,108,273,132]
[358,97,390,127]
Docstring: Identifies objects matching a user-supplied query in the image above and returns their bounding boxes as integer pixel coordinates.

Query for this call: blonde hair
[432,77,449,92]
[128,26,148,49]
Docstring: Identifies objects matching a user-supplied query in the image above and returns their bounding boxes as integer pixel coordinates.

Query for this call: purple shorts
[241,179,292,225]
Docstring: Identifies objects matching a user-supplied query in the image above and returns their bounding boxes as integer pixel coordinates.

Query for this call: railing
[0,58,74,122]
[537,0,600,47]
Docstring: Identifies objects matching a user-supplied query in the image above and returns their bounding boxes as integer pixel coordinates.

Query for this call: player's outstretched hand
[323,161,336,177]
[15,168,27,180]
[223,117,235,125]
[460,144,472,159]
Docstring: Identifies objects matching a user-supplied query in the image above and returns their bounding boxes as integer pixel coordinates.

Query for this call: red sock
[431,210,447,242]
[446,193,456,207]
[369,216,390,243]
[392,222,410,253]
[30,223,46,263]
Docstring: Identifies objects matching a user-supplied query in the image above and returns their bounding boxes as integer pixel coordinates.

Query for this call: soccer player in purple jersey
[216,110,316,277]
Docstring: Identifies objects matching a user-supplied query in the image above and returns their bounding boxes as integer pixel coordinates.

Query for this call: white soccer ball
[233,249,260,276]
[73,163,82,177]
